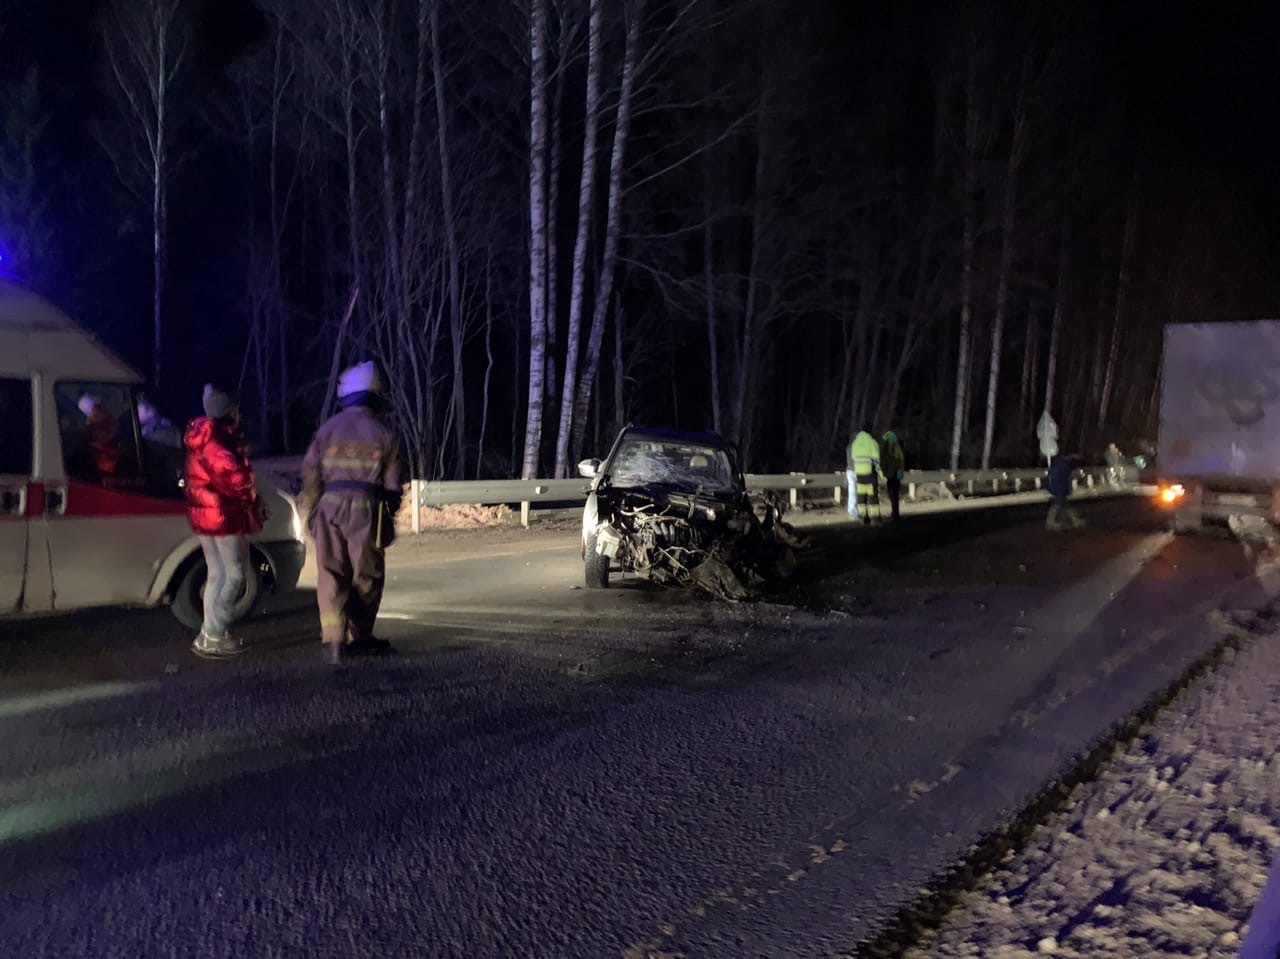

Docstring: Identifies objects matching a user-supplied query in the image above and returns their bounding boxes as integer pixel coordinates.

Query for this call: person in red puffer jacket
[184,384,265,659]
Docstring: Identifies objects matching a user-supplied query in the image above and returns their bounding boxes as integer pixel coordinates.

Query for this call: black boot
[347,636,393,655]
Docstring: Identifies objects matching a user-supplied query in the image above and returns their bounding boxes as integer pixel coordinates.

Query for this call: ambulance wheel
[584,533,610,589]
[170,553,264,630]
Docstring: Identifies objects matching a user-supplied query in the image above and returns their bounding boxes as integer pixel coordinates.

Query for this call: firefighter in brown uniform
[301,361,404,665]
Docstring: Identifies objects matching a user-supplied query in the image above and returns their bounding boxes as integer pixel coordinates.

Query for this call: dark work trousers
[886,476,902,521]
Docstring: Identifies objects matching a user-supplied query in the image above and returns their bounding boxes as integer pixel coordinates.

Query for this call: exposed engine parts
[591,490,808,601]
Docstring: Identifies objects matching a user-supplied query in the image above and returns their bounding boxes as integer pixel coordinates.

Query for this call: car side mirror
[577,458,600,479]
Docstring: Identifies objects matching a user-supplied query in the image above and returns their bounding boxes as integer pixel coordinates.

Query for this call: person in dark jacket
[301,361,403,665]
[1045,452,1084,531]
[880,430,906,522]
[138,393,181,448]
[184,384,264,658]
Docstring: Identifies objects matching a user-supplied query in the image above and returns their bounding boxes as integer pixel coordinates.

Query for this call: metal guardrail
[409,466,1125,531]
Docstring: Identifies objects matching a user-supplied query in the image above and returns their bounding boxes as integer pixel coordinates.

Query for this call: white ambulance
[0,280,306,628]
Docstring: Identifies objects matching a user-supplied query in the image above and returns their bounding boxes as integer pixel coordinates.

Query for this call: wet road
[0,497,1263,957]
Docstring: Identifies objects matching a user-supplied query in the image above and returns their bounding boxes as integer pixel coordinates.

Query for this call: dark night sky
[5,0,1279,301]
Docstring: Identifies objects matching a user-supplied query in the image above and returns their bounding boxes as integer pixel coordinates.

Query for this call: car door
[0,376,34,610]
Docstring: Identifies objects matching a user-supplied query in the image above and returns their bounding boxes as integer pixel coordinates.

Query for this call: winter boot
[347,636,394,655]
[192,631,245,659]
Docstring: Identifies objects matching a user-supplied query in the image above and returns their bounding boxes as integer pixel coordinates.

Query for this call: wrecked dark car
[577,426,806,600]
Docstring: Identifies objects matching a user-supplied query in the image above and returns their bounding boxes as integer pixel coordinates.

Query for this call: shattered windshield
[606,437,737,492]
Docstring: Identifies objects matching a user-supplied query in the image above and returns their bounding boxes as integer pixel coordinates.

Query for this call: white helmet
[337,360,388,398]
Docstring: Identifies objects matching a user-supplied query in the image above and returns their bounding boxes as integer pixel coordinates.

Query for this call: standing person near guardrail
[880,430,906,522]
[1045,452,1085,531]
[300,360,404,666]
[849,423,883,525]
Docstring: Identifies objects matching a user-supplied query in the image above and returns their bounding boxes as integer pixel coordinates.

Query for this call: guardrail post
[521,500,531,527]
[412,479,422,535]
[908,481,916,500]
[833,483,842,506]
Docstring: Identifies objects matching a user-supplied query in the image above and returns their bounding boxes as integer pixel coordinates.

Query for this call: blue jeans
[199,534,248,640]
[846,469,858,516]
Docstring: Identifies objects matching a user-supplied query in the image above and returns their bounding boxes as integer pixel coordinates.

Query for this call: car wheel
[584,531,610,589]
[170,553,264,630]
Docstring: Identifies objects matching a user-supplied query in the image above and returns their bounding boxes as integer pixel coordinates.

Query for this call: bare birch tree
[552,0,603,478]
[1098,165,1139,431]
[430,0,469,477]
[521,0,551,479]
[1043,225,1068,416]
[568,0,644,463]
[979,85,1028,469]
[101,0,189,387]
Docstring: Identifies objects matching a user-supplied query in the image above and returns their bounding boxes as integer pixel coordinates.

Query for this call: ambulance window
[0,378,33,476]
[54,382,144,488]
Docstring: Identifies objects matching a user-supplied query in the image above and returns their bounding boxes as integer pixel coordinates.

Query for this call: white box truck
[1157,320,1280,529]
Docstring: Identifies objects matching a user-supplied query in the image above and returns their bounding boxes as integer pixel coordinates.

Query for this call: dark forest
[3,0,1280,478]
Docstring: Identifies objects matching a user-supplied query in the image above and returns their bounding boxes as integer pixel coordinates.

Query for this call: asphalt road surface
[0,497,1264,957]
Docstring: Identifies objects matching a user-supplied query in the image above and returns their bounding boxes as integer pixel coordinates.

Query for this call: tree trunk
[151,19,168,389]
[521,0,551,479]
[949,201,975,469]
[1018,302,1037,431]
[949,90,979,470]
[1043,226,1067,416]
[553,0,603,478]
[569,0,641,463]
[321,285,360,425]
[980,109,1024,469]
[1098,173,1138,431]
[430,1,467,477]
[545,9,569,408]
[732,83,770,446]
[613,305,624,436]
[703,143,721,434]
[268,29,291,452]
[152,161,164,389]
[476,253,495,479]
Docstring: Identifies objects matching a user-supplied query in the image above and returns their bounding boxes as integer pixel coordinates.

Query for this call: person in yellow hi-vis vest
[848,423,883,525]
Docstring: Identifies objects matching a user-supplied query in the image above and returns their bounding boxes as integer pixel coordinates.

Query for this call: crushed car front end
[580,427,805,599]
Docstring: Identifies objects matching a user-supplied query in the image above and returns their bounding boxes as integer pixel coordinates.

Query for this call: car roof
[620,425,728,447]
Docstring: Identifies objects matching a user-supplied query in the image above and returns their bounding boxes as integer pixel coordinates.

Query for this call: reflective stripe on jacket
[301,405,402,515]
[848,431,881,476]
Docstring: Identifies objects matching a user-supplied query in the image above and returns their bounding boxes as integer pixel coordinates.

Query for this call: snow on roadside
[902,608,1280,959]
